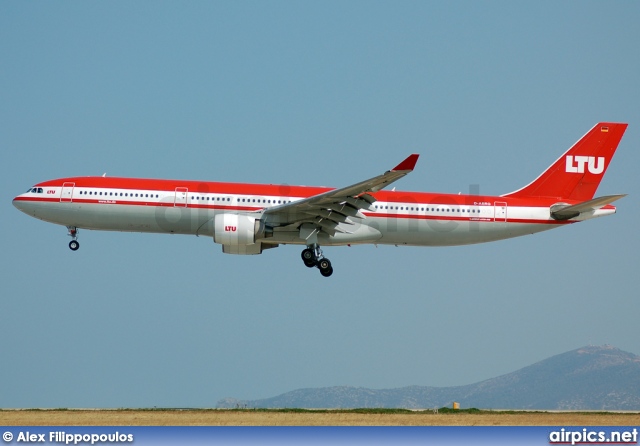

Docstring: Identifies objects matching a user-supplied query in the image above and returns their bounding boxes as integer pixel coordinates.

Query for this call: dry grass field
[1,409,639,426]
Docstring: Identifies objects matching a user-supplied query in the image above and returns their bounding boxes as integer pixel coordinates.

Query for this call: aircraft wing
[261,154,419,236]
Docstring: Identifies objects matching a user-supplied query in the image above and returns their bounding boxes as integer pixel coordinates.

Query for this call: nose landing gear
[301,244,333,277]
[67,226,80,251]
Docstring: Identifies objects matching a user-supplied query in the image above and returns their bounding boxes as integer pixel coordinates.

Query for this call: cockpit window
[26,187,44,193]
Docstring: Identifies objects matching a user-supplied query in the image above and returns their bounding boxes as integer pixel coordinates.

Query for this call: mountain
[217,345,640,410]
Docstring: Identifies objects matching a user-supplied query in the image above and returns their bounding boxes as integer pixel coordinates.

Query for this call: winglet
[392,154,420,172]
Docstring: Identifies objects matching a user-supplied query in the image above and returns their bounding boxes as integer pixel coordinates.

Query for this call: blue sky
[1,1,639,408]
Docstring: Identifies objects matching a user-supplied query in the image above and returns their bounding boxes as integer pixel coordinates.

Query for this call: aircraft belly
[26,202,214,235]
[23,201,563,247]
[319,224,382,246]
[269,222,382,246]
[372,218,557,246]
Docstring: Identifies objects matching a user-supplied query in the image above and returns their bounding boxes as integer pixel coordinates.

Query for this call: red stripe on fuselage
[362,213,571,225]
[31,176,582,208]
[35,177,332,198]
[13,197,573,226]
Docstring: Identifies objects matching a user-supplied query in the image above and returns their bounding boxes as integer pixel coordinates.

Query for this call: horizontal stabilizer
[551,194,626,220]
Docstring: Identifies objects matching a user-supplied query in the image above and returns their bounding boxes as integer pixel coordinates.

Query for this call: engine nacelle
[213,213,272,246]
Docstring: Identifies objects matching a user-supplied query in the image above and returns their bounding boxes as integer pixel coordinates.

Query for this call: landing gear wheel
[318,258,333,277]
[320,266,333,277]
[301,244,334,276]
[318,258,331,270]
[301,248,316,267]
[66,226,79,251]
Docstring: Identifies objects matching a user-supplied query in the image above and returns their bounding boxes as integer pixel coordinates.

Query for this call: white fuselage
[13,179,614,249]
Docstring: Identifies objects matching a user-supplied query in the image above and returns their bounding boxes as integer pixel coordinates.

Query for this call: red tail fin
[503,123,627,201]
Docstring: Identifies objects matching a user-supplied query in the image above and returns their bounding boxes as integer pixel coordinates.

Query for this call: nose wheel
[67,226,80,251]
[301,245,333,277]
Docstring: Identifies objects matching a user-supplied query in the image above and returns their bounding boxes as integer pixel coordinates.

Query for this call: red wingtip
[392,154,419,171]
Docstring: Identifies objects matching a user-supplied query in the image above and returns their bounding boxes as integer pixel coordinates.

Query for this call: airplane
[13,122,627,277]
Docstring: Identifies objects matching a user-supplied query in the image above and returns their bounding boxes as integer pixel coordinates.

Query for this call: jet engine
[213,213,272,246]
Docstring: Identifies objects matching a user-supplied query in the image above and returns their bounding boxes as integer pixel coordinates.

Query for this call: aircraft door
[494,201,507,222]
[174,187,188,207]
[60,182,75,202]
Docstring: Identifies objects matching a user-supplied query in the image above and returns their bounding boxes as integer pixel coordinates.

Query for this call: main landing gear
[301,244,333,277]
[67,226,80,251]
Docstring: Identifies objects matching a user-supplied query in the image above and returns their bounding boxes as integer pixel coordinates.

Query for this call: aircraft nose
[13,196,27,212]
